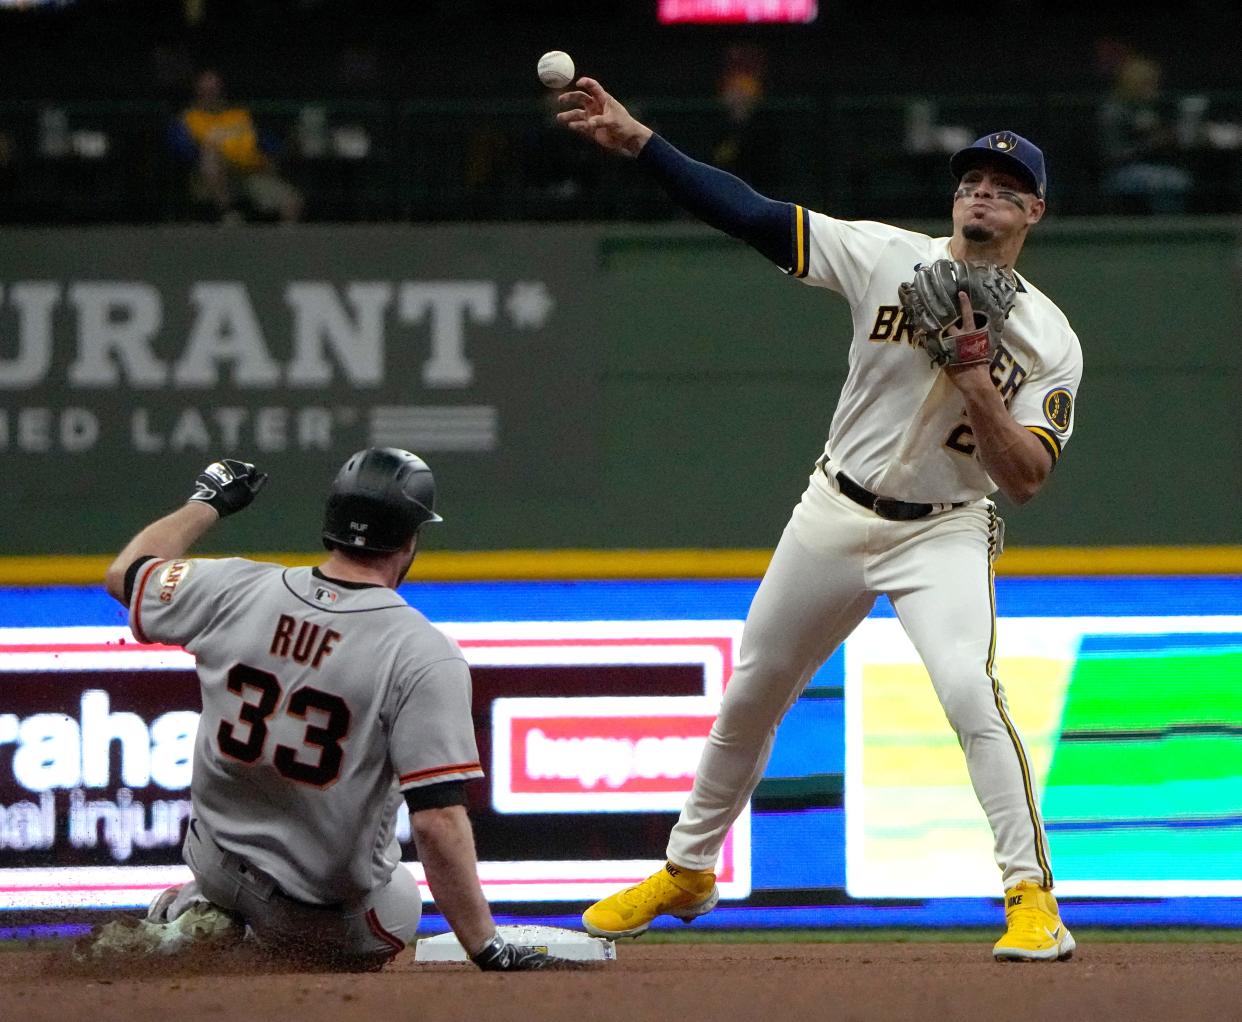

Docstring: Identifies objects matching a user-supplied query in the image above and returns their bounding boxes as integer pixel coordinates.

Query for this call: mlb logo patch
[314,586,339,606]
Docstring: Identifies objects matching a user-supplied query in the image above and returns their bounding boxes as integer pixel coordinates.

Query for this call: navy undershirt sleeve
[636,133,797,271]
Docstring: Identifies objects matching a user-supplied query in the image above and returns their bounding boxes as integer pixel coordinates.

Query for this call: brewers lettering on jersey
[559,80,1081,961]
[94,449,580,971]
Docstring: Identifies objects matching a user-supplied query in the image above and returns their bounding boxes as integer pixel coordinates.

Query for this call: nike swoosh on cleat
[1046,926,1063,941]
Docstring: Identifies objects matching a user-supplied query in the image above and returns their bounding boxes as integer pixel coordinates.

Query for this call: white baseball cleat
[75,897,244,960]
[146,881,210,923]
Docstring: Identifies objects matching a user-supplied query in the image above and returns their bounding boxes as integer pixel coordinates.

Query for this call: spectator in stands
[1098,53,1193,214]
[705,44,779,194]
[170,68,303,223]
[0,129,15,210]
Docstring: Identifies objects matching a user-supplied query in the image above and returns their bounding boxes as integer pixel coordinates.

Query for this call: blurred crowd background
[2,0,1242,224]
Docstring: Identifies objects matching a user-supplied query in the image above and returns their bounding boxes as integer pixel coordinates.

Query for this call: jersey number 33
[216,663,352,788]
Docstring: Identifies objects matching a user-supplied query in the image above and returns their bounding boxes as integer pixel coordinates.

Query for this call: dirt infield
[6,940,1241,1022]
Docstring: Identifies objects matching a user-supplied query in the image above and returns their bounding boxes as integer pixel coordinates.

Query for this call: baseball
[537,50,575,89]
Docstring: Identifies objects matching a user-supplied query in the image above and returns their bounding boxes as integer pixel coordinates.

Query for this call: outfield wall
[2,219,1240,559]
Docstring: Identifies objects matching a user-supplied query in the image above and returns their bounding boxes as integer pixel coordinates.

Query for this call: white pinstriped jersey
[789,209,1082,504]
[130,557,483,905]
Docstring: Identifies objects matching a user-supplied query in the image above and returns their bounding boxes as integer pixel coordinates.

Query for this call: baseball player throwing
[98,449,578,970]
[560,79,1081,961]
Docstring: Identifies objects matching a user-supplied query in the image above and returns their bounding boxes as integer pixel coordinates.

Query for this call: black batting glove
[469,933,586,972]
[188,459,268,518]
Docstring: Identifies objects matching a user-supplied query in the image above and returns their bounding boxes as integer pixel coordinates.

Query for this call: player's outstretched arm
[556,77,653,157]
[104,503,218,604]
[409,805,498,956]
[103,458,268,604]
[411,805,584,970]
[557,78,795,270]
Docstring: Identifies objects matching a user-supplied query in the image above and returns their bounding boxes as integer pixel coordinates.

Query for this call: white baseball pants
[184,816,421,963]
[666,467,1054,891]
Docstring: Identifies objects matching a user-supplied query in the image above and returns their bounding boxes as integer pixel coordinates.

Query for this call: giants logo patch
[157,560,191,603]
[1043,388,1073,433]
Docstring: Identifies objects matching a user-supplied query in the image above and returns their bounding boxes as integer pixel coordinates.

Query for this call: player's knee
[712,688,785,743]
[736,640,804,684]
[931,671,1000,738]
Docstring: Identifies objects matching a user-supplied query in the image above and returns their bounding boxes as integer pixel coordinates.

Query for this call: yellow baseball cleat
[582,861,719,939]
[993,880,1076,962]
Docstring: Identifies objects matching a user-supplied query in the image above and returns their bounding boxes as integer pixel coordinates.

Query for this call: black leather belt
[817,456,966,522]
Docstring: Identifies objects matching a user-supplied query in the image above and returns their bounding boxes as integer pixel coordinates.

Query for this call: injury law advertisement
[0,619,748,909]
[845,616,1242,899]
[4,579,1241,917]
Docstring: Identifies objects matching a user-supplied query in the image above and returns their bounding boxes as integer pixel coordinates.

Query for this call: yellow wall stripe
[2,546,1241,586]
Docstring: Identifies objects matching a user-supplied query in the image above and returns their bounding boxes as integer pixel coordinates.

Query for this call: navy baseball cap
[950,130,1046,199]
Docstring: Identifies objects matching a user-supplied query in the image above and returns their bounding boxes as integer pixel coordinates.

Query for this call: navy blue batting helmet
[322,447,443,554]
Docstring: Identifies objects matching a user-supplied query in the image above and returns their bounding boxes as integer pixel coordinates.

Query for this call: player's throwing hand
[556,77,653,157]
[943,291,993,381]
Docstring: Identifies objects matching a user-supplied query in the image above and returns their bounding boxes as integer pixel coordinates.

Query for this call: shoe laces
[1006,899,1060,941]
[616,871,685,910]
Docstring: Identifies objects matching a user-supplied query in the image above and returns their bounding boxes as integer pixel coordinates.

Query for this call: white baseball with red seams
[537,50,575,89]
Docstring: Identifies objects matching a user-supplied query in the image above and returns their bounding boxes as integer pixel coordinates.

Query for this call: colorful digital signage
[1,576,1239,928]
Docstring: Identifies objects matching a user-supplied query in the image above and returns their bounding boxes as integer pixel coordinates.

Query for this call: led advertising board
[1,576,1239,928]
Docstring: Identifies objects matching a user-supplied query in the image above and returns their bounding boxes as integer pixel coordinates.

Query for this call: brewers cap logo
[989,131,1018,153]
[1043,388,1073,433]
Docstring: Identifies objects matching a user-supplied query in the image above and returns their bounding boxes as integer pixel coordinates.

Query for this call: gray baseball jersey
[129,557,483,905]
